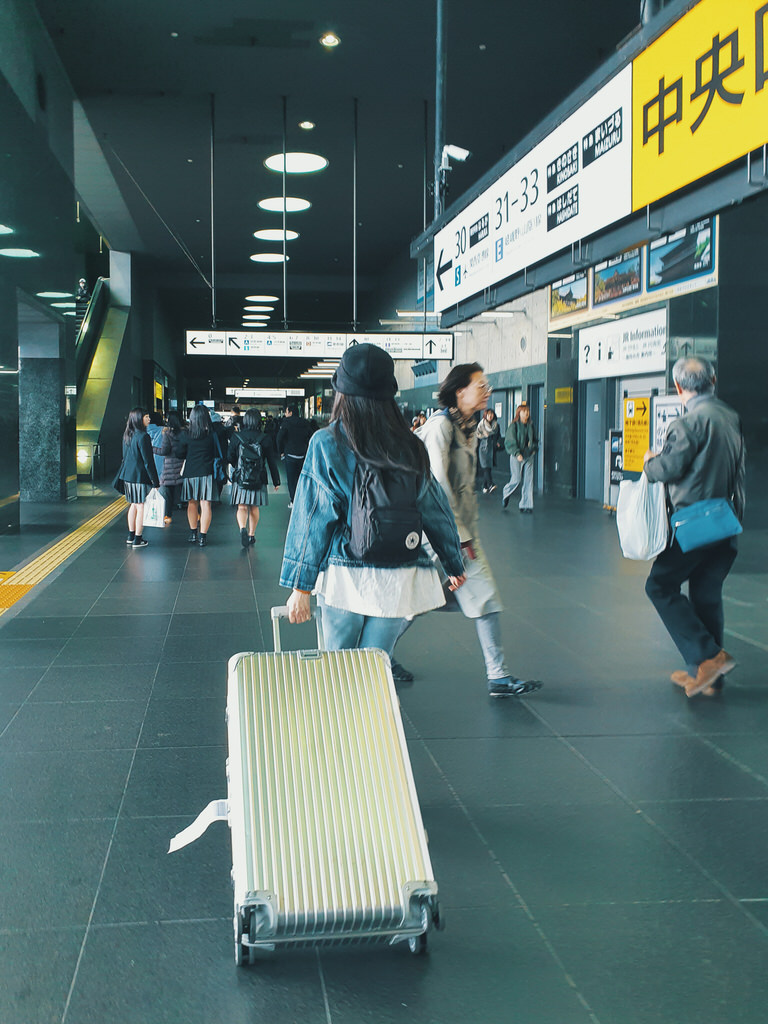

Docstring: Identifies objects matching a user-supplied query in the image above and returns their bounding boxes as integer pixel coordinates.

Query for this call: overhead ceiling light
[264,152,328,174]
[243,313,270,319]
[51,302,77,308]
[258,197,311,213]
[0,248,40,258]
[397,309,440,318]
[253,229,299,242]
[63,311,77,316]
[0,224,14,234]
[298,121,315,131]
[37,291,72,298]
[243,305,274,312]
[319,31,341,48]
[250,253,289,263]
[245,294,279,302]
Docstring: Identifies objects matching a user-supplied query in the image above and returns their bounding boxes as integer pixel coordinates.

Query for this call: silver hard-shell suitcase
[169,607,442,963]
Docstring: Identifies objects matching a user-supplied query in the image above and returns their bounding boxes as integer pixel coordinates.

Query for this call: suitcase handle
[271,605,326,653]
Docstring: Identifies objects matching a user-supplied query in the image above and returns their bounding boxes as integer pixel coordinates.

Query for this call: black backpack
[347,463,423,564]
[233,439,265,489]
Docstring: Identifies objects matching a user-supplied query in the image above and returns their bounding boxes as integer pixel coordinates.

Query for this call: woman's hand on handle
[447,574,466,591]
[287,589,312,623]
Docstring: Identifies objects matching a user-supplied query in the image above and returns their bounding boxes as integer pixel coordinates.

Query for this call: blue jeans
[318,594,403,656]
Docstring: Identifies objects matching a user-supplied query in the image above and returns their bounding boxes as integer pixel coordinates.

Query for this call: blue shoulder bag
[670,498,742,552]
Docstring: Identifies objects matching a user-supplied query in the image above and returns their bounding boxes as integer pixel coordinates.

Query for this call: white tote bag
[143,488,167,529]
[616,474,668,560]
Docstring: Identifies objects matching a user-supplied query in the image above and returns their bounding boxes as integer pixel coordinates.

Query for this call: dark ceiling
[34,0,643,396]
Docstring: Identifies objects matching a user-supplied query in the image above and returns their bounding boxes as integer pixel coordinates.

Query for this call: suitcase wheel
[408,932,428,955]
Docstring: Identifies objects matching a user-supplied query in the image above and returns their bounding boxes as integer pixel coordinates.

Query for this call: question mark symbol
[584,344,590,362]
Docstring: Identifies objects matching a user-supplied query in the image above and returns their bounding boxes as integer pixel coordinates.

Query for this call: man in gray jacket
[643,356,745,698]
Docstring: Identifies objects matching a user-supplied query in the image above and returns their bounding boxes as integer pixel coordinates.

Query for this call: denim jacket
[280,425,464,592]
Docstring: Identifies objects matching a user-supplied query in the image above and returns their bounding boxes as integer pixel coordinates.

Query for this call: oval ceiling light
[0,224,14,234]
[51,301,77,308]
[298,120,315,131]
[37,291,73,298]
[258,197,311,213]
[264,152,328,174]
[245,294,279,302]
[253,229,298,242]
[250,253,288,263]
[319,31,341,48]
[243,305,274,312]
[0,248,40,258]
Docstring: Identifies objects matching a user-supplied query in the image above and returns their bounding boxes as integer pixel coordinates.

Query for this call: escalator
[75,277,131,476]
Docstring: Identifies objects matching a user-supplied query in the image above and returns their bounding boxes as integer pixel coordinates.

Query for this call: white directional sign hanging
[433,65,633,312]
[185,331,454,360]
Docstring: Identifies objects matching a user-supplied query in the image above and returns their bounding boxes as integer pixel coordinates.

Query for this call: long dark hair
[331,393,429,478]
[188,404,212,440]
[166,411,183,436]
[438,362,483,409]
[242,408,262,431]
[123,407,147,445]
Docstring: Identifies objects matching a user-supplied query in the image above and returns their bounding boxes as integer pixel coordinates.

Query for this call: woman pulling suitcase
[280,343,465,655]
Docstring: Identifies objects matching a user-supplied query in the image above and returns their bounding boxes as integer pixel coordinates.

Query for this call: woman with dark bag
[177,404,216,547]
[158,411,185,524]
[280,343,465,657]
[476,408,500,494]
[228,408,280,548]
[118,407,160,548]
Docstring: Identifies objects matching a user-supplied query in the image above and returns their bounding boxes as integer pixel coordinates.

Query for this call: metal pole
[353,97,358,330]
[434,0,446,220]
[282,96,288,328]
[423,98,429,332]
[210,93,216,327]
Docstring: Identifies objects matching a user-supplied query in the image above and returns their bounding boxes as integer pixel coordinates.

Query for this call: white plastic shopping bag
[143,487,167,529]
[616,474,668,560]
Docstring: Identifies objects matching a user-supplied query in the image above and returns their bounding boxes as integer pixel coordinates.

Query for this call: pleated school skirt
[124,482,152,504]
[182,475,214,501]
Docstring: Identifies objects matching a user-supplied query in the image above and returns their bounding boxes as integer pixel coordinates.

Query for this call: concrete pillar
[18,307,73,502]
[0,278,20,532]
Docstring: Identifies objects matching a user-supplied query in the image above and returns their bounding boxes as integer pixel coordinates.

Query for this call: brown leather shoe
[685,650,736,697]
[671,669,722,697]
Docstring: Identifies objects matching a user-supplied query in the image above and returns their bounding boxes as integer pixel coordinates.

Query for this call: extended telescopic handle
[271,605,326,653]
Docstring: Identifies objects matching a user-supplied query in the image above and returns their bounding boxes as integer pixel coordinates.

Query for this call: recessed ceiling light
[187,158,193,163]
[258,197,311,213]
[37,291,73,298]
[298,121,315,131]
[253,229,298,242]
[0,224,14,234]
[63,311,77,316]
[264,152,328,174]
[171,31,179,38]
[243,305,274,312]
[0,248,40,258]
[51,301,76,308]
[250,253,289,263]
[245,294,280,302]
[319,31,340,48]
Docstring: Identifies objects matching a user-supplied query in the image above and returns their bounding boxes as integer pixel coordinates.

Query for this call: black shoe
[188,530,198,543]
[519,507,533,514]
[488,677,542,697]
[132,536,149,548]
[390,659,414,683]
[502,495,509,509]
[488,484,497,494]
[126,534,136,545]
[240,527,249,549]
[248,535,255,545]
[198,534,207,547]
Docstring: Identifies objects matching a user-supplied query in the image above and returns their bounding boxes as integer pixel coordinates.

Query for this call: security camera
[442,144,472,168]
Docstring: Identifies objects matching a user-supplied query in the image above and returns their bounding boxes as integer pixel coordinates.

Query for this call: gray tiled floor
[1,482,766,1024]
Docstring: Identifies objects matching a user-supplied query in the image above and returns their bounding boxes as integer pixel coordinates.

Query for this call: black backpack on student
[233,439,265,489]
[347,463,423,564]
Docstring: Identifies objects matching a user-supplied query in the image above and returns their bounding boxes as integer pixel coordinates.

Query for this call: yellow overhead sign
[632,0,768,209]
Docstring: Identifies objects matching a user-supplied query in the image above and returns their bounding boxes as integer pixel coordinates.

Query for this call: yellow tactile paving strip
[0,497,127,616]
